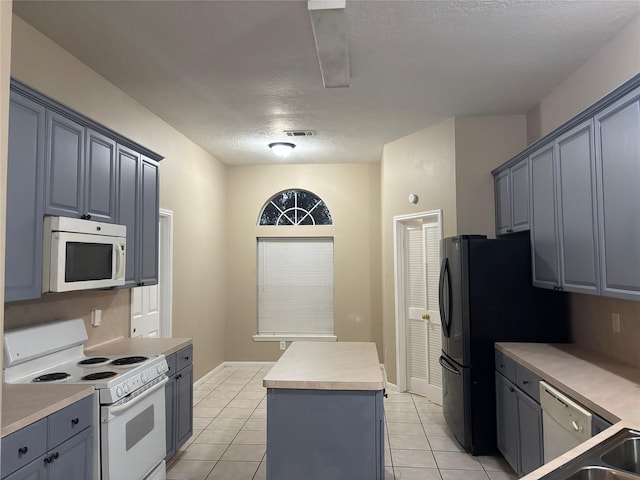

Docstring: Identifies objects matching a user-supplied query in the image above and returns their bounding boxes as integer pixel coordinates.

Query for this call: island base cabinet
[266,389,384,480]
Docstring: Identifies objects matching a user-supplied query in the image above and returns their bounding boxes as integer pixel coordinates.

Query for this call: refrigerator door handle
[439,258,452,338]
[439,355,461,376]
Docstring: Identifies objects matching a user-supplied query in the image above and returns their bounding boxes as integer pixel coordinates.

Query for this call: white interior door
[405,221,442,403]
[131,284,160,337]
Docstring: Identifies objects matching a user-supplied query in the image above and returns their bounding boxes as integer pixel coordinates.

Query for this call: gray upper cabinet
[116,144,141,287]
[140,159,159,285]
[529,144,560,289]
[594,86,640,301]
[555,120,600,295]
[116,147,159,287]
[5,92,46,302]
[5,79,162,301]
[84,129,117,223]
[494,157,529,235]
[44,111,84,218]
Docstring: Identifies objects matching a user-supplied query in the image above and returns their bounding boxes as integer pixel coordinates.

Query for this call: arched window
[258,189,332,226]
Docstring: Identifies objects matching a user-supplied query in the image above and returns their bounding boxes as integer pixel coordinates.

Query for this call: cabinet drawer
[48,395,94,449]
[515,364,542,403]
[165,352,177,376]
[176,345,193,371]
[495,350,516,383]
[1,418,47,478]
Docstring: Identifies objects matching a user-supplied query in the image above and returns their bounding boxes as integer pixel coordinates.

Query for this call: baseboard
[385,382,399,392]
[193,361,276,388]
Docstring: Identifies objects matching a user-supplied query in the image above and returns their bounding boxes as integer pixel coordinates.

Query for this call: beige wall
[526,16,640,366]
[225,163,382,361]
[380,118,456,383]
[454,115,527,236]
[527,16,640,143]
[9,16,227,381]
[0,0,14,429]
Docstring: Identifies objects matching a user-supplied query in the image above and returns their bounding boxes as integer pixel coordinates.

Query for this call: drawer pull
[499,364,505,369]
[183,356,190,360]
[18,446,28,455]
[509,387,515,393]
[52,452,59,460]
[71,417,80,426]
[522,380,530,385]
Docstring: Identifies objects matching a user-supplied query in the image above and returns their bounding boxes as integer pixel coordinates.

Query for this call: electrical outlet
[612,312,621,333]
[279,341,286,351]
[91,307,102,327]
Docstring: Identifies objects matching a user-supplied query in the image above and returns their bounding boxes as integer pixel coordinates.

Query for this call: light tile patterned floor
[167,366,517,480]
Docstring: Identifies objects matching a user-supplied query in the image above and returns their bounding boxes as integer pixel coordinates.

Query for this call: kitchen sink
[563,466,639,480]
[602,439,640,475]
[541,430,640,480]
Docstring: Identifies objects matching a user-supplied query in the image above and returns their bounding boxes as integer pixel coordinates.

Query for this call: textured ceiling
[12,1,640,165]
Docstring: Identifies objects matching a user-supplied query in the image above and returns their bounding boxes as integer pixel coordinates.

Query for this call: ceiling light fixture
[269,142,296,157]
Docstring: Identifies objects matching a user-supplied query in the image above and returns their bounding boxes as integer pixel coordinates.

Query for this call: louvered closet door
[406,222,442,403]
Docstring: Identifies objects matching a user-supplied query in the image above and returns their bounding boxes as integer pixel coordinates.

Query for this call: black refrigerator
[438,235,568,455]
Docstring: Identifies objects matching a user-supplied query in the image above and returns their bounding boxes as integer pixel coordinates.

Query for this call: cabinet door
[5,92,46,302]
[516,391,543,477]
[555,120,600,295]
[2,460,47,480]
[595,87,640,301]
[510,158,529,232]
[140,158,159,285]
[47,427,93,480]
[495,373,518,473]
[115,145,141,287]
[164,375,177,461]
[530,144,560,289]
[85,129,117,223]
[494,169,511,235]
[44,111,84,218]
[175,365,194,450]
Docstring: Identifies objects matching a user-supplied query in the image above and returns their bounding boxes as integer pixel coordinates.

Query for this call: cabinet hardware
[509,387,515,393]
[18,446,28,455]
[71,417,80,425]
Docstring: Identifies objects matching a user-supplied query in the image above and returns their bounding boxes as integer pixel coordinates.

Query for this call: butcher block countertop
[263,341,385,391]
[85,336,192,357]
[496,342,640,480]
[2,384,95,437]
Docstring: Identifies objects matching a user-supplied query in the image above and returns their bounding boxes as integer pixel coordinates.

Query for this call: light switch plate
[279,341,286,350]
[91,308,102,327]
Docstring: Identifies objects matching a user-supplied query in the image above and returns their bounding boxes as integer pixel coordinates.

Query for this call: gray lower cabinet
[266,388,384,480]
[165,345,194,461]
[1,396,94,480]
[5,91,45,302]
[594,86,640,301]
[495,356,543,477]
[494,157,529,235]
[116,145,159,287]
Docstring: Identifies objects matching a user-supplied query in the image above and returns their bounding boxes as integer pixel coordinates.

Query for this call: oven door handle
[107,376,168,416]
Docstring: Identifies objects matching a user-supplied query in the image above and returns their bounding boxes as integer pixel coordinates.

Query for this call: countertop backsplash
[3,288,130,348]
[569,292,640,368]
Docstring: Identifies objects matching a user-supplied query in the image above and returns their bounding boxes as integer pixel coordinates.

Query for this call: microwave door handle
[107,377,168,416]
[115,244,126,279]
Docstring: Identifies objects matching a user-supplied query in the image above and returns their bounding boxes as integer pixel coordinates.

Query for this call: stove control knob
[141,372,148,383]
[116,386,123,397]
[156,365,163,374]
[123,383,130,394]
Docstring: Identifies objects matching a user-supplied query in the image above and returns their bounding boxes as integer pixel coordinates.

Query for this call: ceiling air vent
[284,130,316,137]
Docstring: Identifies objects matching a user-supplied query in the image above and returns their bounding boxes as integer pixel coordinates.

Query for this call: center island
[263,341,386,480]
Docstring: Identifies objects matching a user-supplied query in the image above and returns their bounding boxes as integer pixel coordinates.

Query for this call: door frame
[393,209,442,393]
[159,208,174,337]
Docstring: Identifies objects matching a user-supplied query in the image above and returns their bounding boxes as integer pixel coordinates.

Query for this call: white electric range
[3,318,169,480]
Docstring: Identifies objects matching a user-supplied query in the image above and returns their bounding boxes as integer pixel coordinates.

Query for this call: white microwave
[42,216,127,293]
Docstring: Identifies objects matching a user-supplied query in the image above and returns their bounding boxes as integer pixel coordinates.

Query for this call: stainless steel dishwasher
[540,381,593,462]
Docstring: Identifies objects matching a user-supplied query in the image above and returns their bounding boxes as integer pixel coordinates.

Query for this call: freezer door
[440,354,471,452]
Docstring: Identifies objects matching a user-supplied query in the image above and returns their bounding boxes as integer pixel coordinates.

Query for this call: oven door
[101,377,168,480]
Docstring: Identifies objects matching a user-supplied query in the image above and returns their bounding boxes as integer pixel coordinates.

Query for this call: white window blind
[257,238,334,336]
